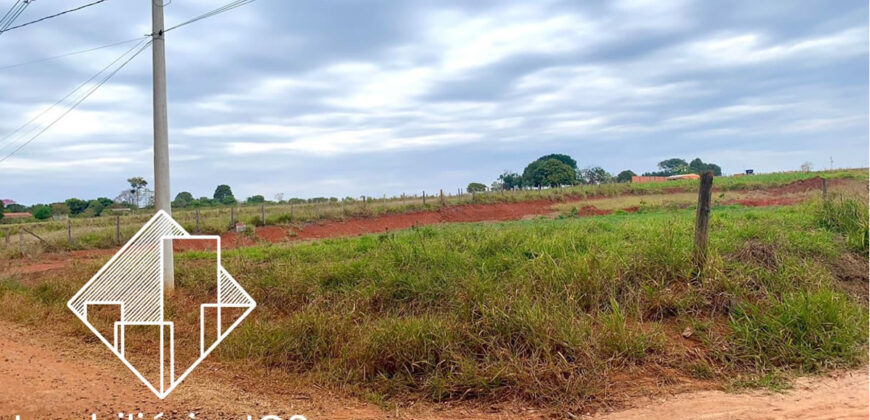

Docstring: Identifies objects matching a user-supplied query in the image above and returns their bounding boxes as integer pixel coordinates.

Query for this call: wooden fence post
[116,215,121,244]
[422,191,426,205]
[693,171,714,271]
[67,219,71,246]
[5,227,9,247]
[822,178,827,200]
[195,209,200,233]
[261,203,266,226]
[230,207,235,230]
[290,203,294,222]
[440,189,445,206]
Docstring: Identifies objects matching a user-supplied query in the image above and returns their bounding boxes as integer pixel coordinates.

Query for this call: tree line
[464,154,723,192]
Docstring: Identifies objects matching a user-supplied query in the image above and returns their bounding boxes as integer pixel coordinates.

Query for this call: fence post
[341,198,345,215]
[383,194,387,208]
[66,219,71,246]
[195,209,200,233]
[822,178,827,200]
[472,191,476,203]
[19,231,23,255]
[261,203,266,226]
[693,171,714,271]
[440,189,445,206]
[116,215,121,244]
[230,207,235,230]
[422,191,426,206]
[290,203,294,222]
[5,227,9,247]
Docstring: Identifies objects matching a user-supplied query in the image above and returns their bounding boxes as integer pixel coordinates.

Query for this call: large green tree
[536,153,578,170]
[524,158,576,187]
[173,191,194,208]
[522,155,579,188]
[213,184,236,204]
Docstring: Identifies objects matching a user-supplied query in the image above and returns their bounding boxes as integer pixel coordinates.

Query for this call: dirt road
[0,321,866,420]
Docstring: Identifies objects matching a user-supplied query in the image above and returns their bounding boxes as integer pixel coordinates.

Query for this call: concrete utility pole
[152,0,174,292]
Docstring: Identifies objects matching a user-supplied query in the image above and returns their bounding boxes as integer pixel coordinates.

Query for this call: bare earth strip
[0,320,866,420]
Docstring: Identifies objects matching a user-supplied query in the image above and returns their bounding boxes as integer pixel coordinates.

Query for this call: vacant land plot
[0,173,866,417]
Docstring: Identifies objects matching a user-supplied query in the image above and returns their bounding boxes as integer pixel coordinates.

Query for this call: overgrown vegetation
[0,191,866,409]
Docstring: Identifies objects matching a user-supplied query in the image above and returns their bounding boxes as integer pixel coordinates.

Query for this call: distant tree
[616,170,636,183]
[287,198,306,204]
[536,153,578,170]
[50,202,70,216]
[801,161,813,172]
[65,198,89,216]
[658,158,689,175]
[5,203,26,212]
[246,195,265,204]
[688,158,723,176]
[0,201,4,221]
[497,171,523,190]
[31,204,52,220]
[524,159,576,187]
[127,177,148,207]
[173,192,194,208]
[523,158,577,188]
[467,182,487,193]
[578,166,612,185]
[82,199,106,217]
[213,184,236,204]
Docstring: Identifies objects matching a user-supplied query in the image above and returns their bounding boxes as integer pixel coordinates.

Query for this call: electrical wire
[0,0,31,33]
[0,39,152,164]
[0,1,23,28]
[163,0,255,33]
[0,0,109,34]
[0,36,147,71]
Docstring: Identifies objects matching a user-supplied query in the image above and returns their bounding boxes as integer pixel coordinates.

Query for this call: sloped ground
[0,319,866,419]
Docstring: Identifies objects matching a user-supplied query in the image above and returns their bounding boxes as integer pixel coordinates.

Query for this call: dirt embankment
[0,319,865,419]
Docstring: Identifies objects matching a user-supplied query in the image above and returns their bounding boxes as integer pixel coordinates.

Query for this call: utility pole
[152,0,174,292]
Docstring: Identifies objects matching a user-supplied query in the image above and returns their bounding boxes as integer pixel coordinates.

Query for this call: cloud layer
[0,0,867,204]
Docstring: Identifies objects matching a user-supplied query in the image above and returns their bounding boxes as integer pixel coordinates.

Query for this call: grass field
[0,169,865,254]
[0,178,866,410]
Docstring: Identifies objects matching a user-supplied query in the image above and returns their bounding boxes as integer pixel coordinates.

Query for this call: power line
[164,0,255,33]
[0,39,152,164]
[0,0,109,34]
[0,1,23,28]
[0,0,31,33]
[0,36,146,71]
[0,37,150,153]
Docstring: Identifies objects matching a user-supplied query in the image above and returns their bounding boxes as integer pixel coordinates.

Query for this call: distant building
[1,199,15,206]
[631,176,668,183]
[667,173,701,181]
[3,212,31,219]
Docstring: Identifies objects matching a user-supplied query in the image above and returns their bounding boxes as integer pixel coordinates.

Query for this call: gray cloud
[0,0,867,204]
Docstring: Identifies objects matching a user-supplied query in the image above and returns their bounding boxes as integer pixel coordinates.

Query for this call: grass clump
[727,289,868,372]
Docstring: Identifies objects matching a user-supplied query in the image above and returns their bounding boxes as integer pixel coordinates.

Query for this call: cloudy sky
[0,0,867,205]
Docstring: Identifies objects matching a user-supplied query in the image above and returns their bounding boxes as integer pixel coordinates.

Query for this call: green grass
[0,193,866,409]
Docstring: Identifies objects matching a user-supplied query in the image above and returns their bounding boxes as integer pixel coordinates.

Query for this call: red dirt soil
[224,199,567,246]
[731,197,805,207]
